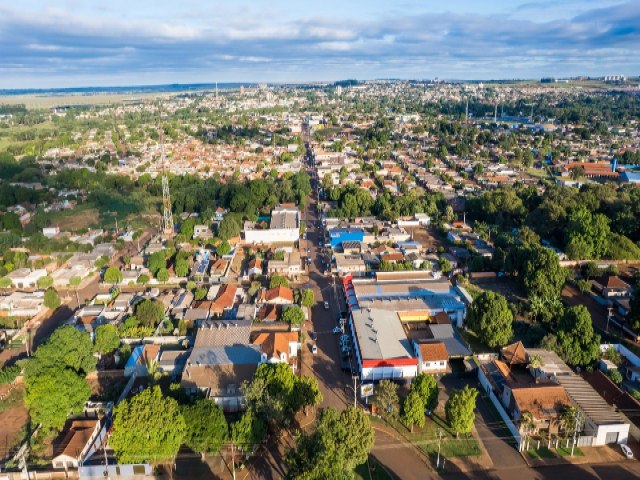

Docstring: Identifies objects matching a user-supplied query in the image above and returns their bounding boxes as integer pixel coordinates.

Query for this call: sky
[0,0,639,89]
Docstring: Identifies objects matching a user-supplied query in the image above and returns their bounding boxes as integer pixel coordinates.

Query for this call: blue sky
[0,0,638,88]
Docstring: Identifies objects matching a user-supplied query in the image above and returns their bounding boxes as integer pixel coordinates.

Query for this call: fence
[477,363,523,450]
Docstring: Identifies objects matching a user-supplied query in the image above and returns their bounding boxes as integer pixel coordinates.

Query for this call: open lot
[0,386,28,462]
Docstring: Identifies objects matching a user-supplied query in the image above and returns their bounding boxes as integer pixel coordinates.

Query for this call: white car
[311,344,318,355]
[323,301,330,310]
[332,326,342,334]
[621,444,634,459]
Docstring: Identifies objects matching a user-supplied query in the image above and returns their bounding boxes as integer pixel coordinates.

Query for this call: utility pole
[352,375,358,408]
[436,429,443,468]
[606,306,613,333]
[231,442,236,480]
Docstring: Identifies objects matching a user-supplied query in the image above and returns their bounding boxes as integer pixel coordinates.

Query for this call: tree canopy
[104,265,123,284]
[181,399,228,454]
[94,324,121,355]
[134,299,165,327]
[282,306,305,327]
[373,379,399,418]
[110,386,186,464]
[411,373,439,411]
[445,386,478,435]
[467,291,513,348]
[43,287,61,309]
[555,305,601,366]
[285,407,374,479]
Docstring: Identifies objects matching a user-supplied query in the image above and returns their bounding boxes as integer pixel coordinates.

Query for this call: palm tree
[520,411,536,435]
[527,354,544,370]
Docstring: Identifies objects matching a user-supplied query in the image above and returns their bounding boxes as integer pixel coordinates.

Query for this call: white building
[243,206,300,244]
[5,268,48,289]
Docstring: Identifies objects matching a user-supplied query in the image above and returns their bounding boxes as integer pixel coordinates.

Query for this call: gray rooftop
[194,319,253,347]
[351,308,413,361]
[270,207,299,230]
[427,324,471,357]
[555,374,627,425]
[187,345,262,367]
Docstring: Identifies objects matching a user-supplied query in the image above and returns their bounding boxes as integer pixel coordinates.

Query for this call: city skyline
[0,0,639,88]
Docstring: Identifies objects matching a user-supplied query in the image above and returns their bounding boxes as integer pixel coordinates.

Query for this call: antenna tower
[160,130,174,236]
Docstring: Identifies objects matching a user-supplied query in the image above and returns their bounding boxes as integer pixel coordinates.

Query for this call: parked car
[621,444,634,459]
[332,326,342,334]
[311,344,318,355]
[324,301,329,310]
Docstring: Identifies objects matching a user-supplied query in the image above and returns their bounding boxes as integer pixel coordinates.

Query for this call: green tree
[26,326,96,375]
[94,324,120,356]
[180,217,197,239]
[136,273,150,284]
[156,267,169,282]
[135,299,165,327]
[402,389,426,432]
[608,369,623,385]
[231,408,267,452]
[292,375,323,415]
[110,386,186,464]
[175,258,189,277]
[445,385,478,436]
[37,275,53,289]
[521,246,567,300]
[43,287,61,309]
[286,407,374,479]
[439,257,452,274]
[467,291,513,348]
[216,240,231,256]
[282,305,305,327]
[411,373,439,411]
[147,251,166,275]
[559,404,579,433]
[0,277,12,288]
[182,399,228,454]
[300,289,315,308]
[269,274,290,288]
[103,265,123,284]
[556,305,600,366]
[373,379,399,418]
[194,287,208,301]
[566,207,610,260]
[24,367,91,431]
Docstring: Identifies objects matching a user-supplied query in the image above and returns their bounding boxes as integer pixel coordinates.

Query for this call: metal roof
[351,308,413,361]
[556,375,627,425]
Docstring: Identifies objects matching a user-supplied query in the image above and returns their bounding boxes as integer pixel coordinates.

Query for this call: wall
[592,423,630,446]
[477,364,523,450]
[244,228,299,244]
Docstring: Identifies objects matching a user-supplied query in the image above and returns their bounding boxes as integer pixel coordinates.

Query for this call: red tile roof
[419,342,448,362]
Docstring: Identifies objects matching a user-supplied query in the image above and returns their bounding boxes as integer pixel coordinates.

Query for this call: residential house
[414,341,448,374]
[253,331,300,370]
[210,284,238,317]
[5,268,47,289]
[267,252,301,279]
[52,419,103,470]
[257,286,294,305]
[593,275,632,299]
[193,224,213,240]
[247,257,264,278]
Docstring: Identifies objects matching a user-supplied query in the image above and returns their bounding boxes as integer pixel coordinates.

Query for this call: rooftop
[194,319,253,347]
[555,374,627,425]
[351,308,414,362]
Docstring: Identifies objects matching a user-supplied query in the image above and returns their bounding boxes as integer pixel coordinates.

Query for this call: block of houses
[253,331,300,370]
[0,291,45,317]
[414,341,448,374]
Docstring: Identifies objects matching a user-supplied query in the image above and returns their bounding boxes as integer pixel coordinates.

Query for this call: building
[0,291,45,317]
[267,252,301,279]
[329,228,365,249]
[253,331,300,370]
[243,206,300,244]
[52,419,103,470]
[349,307,418,382]
[210,284,238,317]
[414,341,448,374]
[334,254,367,275]
[592,275,632,299]
[181,345,261,411]
[5,268,48,289]
[257,286,294,305]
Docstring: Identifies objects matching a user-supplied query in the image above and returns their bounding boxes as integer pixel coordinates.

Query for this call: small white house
[414,341,448,374]
[5,268,48,289]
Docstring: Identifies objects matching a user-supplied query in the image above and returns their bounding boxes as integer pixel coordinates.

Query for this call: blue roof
[622,172,640,183]
[125,345,144,369]
[329,228,365,236]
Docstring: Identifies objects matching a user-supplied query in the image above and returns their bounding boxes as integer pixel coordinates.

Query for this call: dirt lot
[0,387,28,461]
[49,206,101,232]
[408,226,445,252]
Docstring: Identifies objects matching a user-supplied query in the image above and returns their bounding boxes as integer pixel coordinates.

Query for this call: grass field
[382,414,482,459]
[527,446,555,459]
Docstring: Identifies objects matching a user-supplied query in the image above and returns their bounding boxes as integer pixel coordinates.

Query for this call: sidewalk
[522,443,632,468]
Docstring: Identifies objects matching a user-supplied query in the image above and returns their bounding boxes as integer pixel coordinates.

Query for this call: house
[0,291,45,317]
[193,224,213,240]
[267,252,301,279]
[257,286,294,305]
[510,385,572,433]
[243,206,299,244]
[253,331,300,370]
[5,268,48,289]
[124,344,160,377]
[210,284,238,317]
[158,350,191,377]
[501,341,528,366]
[592,275,632,299]
[247,257,264,278]
[334,254,367,275]
[181,345,261,412]
[52,419,103,470]
[214,207,227,222]
[414,341,448,374]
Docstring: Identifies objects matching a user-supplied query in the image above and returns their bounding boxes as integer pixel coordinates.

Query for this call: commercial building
[243,206,300,244]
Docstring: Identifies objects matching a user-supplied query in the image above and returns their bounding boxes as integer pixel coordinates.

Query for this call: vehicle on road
[621,444,634,459]
[339,334,350,345]
[324,301,329,310]
[332,326,342,334]
[311,344,318,355]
